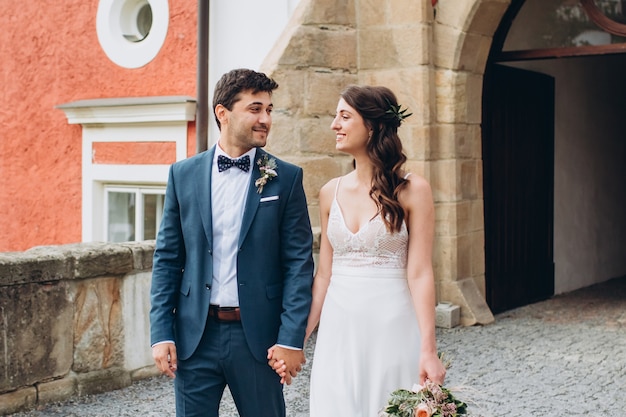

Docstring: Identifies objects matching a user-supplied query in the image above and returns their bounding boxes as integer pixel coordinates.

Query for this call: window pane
[504,0,626,51]
[108,192,136,242]
[143,193,163,240]
[593,0,626,24]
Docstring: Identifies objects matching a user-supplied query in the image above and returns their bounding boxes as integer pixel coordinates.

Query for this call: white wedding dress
[309,178,421,417]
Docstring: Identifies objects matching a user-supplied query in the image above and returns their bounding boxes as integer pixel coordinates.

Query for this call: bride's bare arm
[401,174,446,385]
[304,179,336,343]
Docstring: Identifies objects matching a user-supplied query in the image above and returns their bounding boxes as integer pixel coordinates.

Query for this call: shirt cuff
[276,344,301,350]
[151,340,175,348]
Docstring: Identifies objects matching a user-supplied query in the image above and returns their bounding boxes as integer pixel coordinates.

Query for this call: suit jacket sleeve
[276,167,314,349]
[150,165,185,345]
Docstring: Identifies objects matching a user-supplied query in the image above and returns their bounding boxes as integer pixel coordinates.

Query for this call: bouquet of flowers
[379,379,468,417]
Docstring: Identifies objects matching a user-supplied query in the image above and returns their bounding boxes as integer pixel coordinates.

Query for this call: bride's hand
[419,352,446,385]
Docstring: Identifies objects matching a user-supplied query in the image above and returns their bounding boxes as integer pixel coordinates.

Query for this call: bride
[304,85,446,416]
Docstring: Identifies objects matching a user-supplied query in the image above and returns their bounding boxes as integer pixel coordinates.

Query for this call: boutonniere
[255,155,278,194]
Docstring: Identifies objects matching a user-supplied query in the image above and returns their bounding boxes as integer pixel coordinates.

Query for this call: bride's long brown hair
[340,85,409,233]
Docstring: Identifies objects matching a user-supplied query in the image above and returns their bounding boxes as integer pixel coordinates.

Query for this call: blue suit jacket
[150,146,314,362]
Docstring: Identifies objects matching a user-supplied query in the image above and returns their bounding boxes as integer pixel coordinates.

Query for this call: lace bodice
[328,198,408,269]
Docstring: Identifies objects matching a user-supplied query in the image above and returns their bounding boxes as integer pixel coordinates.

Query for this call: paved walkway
[9,276,625,417]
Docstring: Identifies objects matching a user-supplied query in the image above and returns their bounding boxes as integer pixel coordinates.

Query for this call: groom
[150,68,314,417]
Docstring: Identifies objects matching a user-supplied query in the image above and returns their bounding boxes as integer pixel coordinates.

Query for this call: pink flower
[415,403,432,417]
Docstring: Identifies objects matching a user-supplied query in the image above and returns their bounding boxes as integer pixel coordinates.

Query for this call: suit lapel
[239,148,263,248]
[195,147,215,249]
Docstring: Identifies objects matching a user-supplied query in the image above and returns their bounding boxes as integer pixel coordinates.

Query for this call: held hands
[267,345,305,385]
[152,342,178,378]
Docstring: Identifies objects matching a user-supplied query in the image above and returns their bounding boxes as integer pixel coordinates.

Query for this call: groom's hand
[267,346,289,383]
[152,342,177,378]
[267,345,305,385]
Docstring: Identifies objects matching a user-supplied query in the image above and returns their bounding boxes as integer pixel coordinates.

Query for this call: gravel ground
[7,276,625,417]
[6,340,316,417]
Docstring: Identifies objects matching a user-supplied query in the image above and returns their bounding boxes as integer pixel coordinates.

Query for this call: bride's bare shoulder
[320,177,340,196]
[399,173,433,205]
[318,177,341,210]
[404,173,431,189]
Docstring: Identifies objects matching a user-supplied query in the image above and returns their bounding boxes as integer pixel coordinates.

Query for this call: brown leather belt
[209,305,241,322]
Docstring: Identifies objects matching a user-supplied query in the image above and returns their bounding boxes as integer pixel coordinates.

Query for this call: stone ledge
[61,243,135,279]
[0,241,155,286]
[120,240,155,271]
[0,386,37,415]
[0,369,158,415]
[0,251,72,286]
[131,365,161,382]
[38,376,78,404]
[76,368,132,397]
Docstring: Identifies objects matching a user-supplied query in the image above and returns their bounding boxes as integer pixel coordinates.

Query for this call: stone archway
[423,0,512,324]
[262,0,512,325]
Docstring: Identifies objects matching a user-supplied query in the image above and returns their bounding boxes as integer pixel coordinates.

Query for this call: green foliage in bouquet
[381,379,468,417]
[380,353,468,417]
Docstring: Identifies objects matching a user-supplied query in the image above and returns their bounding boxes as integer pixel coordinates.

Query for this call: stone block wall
[260,0,497,325]
[0,242,159,415]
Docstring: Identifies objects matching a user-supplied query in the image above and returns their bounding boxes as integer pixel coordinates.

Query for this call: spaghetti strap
[403,173,412,180]
[334,176,343,199]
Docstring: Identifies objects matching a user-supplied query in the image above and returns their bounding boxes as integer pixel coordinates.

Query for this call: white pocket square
[260,195,279,202]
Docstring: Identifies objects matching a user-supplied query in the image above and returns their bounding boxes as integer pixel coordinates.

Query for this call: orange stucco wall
[92,142,178,165]
[0,1,197,251]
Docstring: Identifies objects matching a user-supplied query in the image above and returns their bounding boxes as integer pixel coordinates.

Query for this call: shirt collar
[215,143,256,161]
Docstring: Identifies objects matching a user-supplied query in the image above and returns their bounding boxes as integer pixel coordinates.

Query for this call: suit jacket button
[205,284,211,290]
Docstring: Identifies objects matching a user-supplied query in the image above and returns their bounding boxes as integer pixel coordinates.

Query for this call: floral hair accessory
[255,154,278,194]
[385,98,413,124]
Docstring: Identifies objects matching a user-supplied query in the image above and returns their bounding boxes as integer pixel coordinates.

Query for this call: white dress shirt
[210,146,255,307]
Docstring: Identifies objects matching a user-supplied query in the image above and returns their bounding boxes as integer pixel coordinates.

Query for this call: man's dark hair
[212,68,279,129]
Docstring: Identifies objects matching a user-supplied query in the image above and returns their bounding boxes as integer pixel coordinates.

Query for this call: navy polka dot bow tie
[217,154,250,172]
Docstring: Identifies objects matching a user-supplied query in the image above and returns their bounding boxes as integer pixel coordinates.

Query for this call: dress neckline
[333,176,381,236]
[332,198,381,236]
[332,174,412,236]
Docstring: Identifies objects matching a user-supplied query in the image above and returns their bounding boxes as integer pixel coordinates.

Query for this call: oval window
[96,0,169,68]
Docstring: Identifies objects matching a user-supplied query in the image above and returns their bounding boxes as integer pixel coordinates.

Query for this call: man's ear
[215,104,228,126]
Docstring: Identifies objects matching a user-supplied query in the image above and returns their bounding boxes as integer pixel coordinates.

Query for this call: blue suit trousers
[174,317,286,417]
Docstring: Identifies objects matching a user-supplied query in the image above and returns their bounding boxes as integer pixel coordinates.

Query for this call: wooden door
[482,64,555,313]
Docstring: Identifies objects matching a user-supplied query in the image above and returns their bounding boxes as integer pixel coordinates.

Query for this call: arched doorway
[482,0,626,313]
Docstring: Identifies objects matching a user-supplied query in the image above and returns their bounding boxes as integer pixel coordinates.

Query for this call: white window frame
[57,96,195,242]
[105,185,165,242]
[96,0,169,68]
